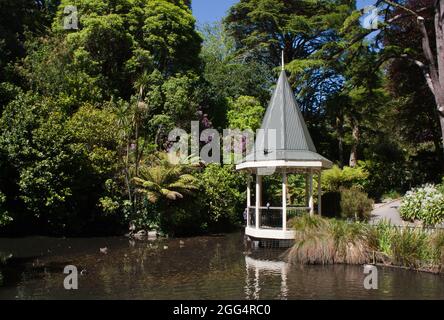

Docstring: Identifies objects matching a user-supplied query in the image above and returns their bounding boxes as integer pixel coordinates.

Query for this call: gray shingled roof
[245,70,332,165]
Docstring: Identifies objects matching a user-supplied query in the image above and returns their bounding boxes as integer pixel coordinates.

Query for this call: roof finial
[281,51,285,71]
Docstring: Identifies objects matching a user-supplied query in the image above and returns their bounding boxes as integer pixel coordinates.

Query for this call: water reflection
[0,233,443,299]
[244,255,289,300]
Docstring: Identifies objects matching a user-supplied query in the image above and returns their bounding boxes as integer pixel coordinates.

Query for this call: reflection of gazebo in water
[244,255,289,299]
[236,57,332,244]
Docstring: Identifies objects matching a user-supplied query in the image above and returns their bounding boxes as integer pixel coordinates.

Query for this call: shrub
[0,93,128,235]
[421,193,444,227]
[161,199,206,237]
[400,184,444,226]
[199,164,246,231]
[340,186,374,221]
[130,153,202,236]
[322,164,369,192]
[0,191,12,226]
[361,157,408,200]
[227,96,264,132]
[436,178,444,194]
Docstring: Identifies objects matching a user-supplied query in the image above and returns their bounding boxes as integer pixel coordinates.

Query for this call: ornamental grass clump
[369,220,395,262]
[389,228,432,269]
[287,215,373,265]
[288,215,336,265]
[430,231,444,272]
[400,184,444,226]
[288,216,444,273]
[330,219,373,265]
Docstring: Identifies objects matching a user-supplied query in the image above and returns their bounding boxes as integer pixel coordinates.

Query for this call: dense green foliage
[340,186,374,221]
[0,0,443,236]
[322,164,369,192]
[225,0,443,198]
[0,93,120,234]
[227,96,264,131]
[0,0,207,235]
[199,164,246,231]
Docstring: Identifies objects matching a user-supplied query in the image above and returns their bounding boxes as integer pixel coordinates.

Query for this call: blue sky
[192,0,239,25]
[192,0,377,25]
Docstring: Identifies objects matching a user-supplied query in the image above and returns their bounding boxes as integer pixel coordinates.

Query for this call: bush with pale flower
[400,184,444,226]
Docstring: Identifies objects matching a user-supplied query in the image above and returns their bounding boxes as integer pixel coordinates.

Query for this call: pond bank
[1,232,444,299]
[287,215,444,275]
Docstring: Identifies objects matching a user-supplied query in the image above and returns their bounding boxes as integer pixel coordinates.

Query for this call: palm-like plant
[133,156,199,204]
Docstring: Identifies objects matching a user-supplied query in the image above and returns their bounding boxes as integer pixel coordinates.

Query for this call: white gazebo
[236,59,332,243]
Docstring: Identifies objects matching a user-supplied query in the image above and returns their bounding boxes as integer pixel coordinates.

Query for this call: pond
[0,232,443,300]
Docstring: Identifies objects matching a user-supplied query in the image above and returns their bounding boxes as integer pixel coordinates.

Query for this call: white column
[318,171,322,216]
[247,177,251,208]
[247,177,251,226]
[282,171,287,231]
[255,175,262,229]
[305,173,309,207]
[309,171,314,216]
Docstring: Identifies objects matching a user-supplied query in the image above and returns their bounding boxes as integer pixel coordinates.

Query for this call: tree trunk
[434,0,444,151]
[337,115,344,168]
[349,120,359,168]
[383,0,444,156]
[431,76,444,154]
[439,107,444,149]
[438,111,444,173]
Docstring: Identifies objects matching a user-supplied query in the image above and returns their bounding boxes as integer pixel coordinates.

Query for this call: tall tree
[342,0,444,154]
[382,0,442,168]
[0,0,58,83]
[200,22,273,103]
[20,0,203,100]
[224,0,354,112]
[384,1,444,148]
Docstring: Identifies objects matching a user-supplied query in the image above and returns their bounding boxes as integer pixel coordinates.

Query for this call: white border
[245,226,296,240]
[236,160,332,171]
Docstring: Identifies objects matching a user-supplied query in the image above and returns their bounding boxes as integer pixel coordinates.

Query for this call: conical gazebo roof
[237,70,332,171]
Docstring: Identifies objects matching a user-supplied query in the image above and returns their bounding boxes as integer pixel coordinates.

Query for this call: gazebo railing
[247,206,309,230]
[287,207,309,219]
[259,208,283,229]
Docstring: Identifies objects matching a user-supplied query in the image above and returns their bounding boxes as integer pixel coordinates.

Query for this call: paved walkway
[370,199,403,225]
[370,199,444,228]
